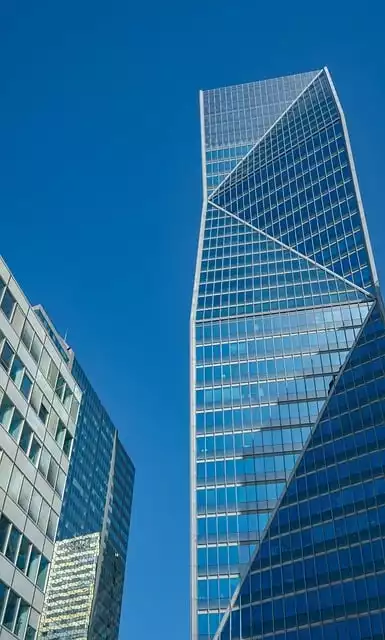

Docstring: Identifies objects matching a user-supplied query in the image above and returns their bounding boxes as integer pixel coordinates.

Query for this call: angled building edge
[191,67,382,640]
[216,300,385,639]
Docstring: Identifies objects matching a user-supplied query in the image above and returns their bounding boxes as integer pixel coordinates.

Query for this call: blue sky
[0,1,384,638]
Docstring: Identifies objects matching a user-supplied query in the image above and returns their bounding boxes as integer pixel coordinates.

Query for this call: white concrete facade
[0,256,81,640]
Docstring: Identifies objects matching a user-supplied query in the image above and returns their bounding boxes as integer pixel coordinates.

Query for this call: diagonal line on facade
[207,70,324,201]
[208,201,374,300]
[324,68,379,288]
[211,298,377,640]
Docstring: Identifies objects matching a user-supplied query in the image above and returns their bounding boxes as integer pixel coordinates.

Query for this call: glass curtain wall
[191,68,379,640]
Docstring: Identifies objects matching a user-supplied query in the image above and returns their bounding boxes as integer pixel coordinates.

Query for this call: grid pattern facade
[38,533,100,639]
[58,359,116,541]
[210,72,374,292]
[88,435,134,639]
[0,258,81,640]
[203,71,318,194]
[191,68,379,640]
[55,354,134,639]
[218,302,385,640]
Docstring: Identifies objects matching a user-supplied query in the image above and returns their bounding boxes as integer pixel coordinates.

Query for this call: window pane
[38,448,50,478]
[10,357,24,387]
[0,515,11,553]
[3,589,19,630]
[30,386,42,415]
[19,423,32,454]
[27,548,40,582]
[36,556,49,591]
[47,459,58,488]
[8,466,22,502]
[30,335,42,363]
[55,469,66,498]
[25,625,36,640]
[29,438,41,466]
[0,395,14,429]
[14,600,29,638]
[21,321,33,350]
[39,349,50,377]
[55,421,66,448]
[20,373,33,400]
[0,452,12,491]
[9,408,23,441]
[38,399,49,426]
[5,526,21,563]
[16,536,31,573]
[0,342,14,372]
[11,305,25,336]
[38,500,50,533]
[47,511,58,541]
[47,411,59,438]
[63,430,73,457]
[63,386,72,411]
[55,373,65,400]
[18,478,33,511]
[0,580,8,621]
[28,491,42,523]
[70,396,80,423]
[1,288,16,320]
[47,360,59,389]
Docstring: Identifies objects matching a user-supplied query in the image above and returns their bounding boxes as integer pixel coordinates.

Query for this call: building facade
[37,533,101,639]
[0,258,81,639]
[34,309,135,640]
[191,68,385,640]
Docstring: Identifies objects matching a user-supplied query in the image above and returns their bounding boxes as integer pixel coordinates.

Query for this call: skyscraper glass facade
[58,356,134,560]
[38,533,100,639]
[55,359,134,640]
[58,358,116,541]
[191,68,382,640]
[33,312,134,640]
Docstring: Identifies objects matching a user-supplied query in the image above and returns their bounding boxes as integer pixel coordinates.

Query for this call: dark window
[0,580,8,623]
[10,356,24,386]
[38,401,49,425]
[36,556,49,590]
[55,373,66,400]
[25,625,37,640]
[16,536,31,572]
[0,342,14,372]
[20,373,32,400]
[1,288,16,320]
[0,515,10,553]
[3,588,19,629]
[29,437,41,465]
[5,526,21,563]
[63,430,73,457]
[19,423,32,454]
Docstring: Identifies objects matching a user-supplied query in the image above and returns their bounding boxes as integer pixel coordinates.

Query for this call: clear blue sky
[0,1,384,638]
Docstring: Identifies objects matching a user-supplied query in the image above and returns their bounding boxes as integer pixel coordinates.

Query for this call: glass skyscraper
[38,533,101,638]
[191,68,385,640]
[33,308,135,639]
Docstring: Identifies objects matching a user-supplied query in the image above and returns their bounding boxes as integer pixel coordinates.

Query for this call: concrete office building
[0,257,81,639]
